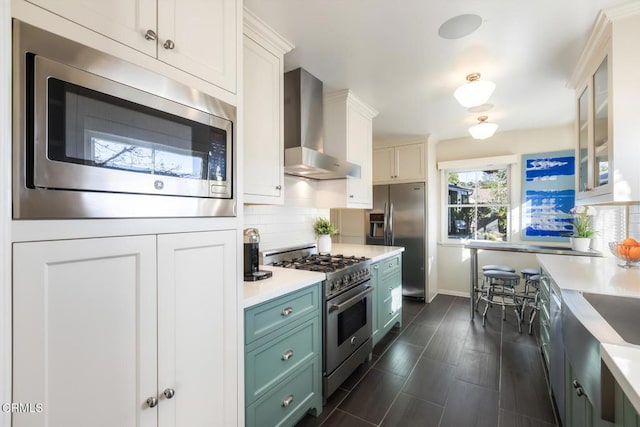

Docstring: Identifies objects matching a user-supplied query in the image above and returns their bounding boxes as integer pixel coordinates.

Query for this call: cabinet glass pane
[593,57,609,188]
[578,88,589,192]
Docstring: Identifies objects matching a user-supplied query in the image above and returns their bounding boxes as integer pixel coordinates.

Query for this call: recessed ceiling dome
[438,14,483,39]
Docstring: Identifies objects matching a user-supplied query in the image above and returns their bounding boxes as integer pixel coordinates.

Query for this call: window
[446,167,509,241]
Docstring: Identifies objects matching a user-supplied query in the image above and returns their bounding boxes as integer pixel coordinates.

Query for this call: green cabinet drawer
[246,316,319,405]
[246,360,321,427]
[378,272,401,302]
[378,255,401,277]
[379,293,401,332]
[245,284,320,345]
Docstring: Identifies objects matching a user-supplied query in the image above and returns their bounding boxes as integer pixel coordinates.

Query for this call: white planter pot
[317,234,332,254]
[570,237,591,252]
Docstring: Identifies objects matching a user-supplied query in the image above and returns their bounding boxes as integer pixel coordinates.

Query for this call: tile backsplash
[243,175,329,251]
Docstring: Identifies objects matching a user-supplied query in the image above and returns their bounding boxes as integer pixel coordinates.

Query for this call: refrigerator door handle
[383,202,389,245]
[388,203,394,245]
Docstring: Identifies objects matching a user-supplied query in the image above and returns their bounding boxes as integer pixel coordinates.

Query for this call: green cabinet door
[565,355,617,427]
[614,380,640,427]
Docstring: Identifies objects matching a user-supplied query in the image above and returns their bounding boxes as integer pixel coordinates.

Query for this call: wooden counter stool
[475,265,516,311]
[480,269,522,333]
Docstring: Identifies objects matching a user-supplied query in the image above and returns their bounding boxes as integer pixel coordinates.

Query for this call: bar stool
[475,265,516,311]
[480,269,522,333]
[520,273,541,335]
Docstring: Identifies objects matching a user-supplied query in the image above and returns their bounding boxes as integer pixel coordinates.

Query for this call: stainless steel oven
[324,280,373,398]
[12,20,236,219]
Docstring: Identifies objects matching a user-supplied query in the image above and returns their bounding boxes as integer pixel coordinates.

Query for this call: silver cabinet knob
[144,30,157,41]
[163,39,175,50]
[281,395,294,407]
[281,307,293,316]
[163,388,175,399]
[349,194,354,198]
[276,185,282,190]
[146,396,158,408]
[281,350,294,361]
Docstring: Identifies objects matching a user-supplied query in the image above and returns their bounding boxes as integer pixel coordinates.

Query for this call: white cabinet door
[157,230,237,427]
[346,110,373,206]
[372,147,394,183]
[243,35,282,202]
[13,236,158,427]
[27,0,157,56]
[395,143,425,181]
[158,0,237,93]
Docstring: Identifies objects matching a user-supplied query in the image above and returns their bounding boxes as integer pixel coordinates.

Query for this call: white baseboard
[435,289,470,299]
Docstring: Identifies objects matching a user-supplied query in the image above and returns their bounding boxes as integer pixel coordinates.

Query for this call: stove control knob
[336,279,342,288]
[329,280,336,291]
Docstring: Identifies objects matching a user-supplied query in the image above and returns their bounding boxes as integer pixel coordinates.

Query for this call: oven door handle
[329,286,374,313]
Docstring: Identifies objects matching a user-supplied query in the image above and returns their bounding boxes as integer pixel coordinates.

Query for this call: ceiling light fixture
[454,73,496,108]
[469,116,498,140]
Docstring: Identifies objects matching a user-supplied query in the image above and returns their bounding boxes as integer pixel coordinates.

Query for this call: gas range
[261,244,371,298]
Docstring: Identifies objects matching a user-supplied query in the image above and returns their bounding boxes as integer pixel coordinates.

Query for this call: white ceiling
[244,0,624,141]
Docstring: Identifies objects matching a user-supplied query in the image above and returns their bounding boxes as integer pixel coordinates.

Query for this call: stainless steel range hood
[284,68,361,180]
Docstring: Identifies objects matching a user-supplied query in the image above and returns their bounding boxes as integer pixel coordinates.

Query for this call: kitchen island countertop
[243,266,325,309]
[537,254,640,414]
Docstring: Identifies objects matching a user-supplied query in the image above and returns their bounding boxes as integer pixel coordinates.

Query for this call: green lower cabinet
[371,255,402,347]
[614,380,640,427]
[565,355,615,427]
[245,283,323,427]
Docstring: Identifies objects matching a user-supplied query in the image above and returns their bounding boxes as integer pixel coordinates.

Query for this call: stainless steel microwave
[12,20,236,219]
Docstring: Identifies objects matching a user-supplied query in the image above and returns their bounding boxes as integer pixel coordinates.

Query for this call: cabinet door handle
[281,350,294,361]
[374,265,379,270]
[163,388,175,399]
[349,194,354,198]
[281,395,294,407]
[163,39,175,50]
[576,387,585,397]
[144,29,157,41]
[276,185,282,190]
[146,396,158,408]
[572,380,581,389]
[281,307,293,316]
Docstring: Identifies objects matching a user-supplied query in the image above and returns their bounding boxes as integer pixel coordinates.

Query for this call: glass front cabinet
[575,53,611,200]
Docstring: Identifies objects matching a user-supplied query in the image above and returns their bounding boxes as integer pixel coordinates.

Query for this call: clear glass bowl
[608,242,640,268]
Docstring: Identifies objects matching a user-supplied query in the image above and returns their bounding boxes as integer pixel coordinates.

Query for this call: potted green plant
[313,217,338,253]
[570,205,596,251]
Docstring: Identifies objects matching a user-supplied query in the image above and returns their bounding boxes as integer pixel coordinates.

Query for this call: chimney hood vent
[283,68,361,180]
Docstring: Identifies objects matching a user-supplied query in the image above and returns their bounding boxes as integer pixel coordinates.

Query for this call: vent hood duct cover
[283,68,361,180]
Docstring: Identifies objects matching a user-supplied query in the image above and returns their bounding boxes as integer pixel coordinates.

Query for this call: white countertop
[537,254,640,414]
[331,243,405,262]
[537,254,640,298]
[243,266,325,309]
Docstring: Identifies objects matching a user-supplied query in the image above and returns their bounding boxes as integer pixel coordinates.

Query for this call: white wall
[436,124,575,296]
[243,175,330,251]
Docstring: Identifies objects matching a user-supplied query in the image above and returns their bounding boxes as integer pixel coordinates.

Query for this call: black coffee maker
[243,228,272,281]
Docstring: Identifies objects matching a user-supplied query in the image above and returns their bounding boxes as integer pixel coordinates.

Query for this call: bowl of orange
[609,238,640,268]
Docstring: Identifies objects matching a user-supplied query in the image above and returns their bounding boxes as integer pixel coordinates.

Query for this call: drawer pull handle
[389,263,393,267]
[281,307,293,316]
[282,395,294,407]
[281,350,294,361]
[374,265,379,270]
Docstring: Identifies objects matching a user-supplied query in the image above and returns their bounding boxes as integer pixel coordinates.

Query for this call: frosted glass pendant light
[468,116,498,140]
[454,73,496,108]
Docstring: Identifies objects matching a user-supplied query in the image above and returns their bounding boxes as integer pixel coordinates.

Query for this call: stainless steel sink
[582,292,640,345]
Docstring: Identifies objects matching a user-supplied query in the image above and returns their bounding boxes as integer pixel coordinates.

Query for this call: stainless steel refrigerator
[366,183,426,299]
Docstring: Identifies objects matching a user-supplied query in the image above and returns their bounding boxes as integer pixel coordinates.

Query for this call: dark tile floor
[296,294,559,427]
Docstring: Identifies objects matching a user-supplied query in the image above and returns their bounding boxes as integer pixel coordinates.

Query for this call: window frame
[441,164,513,243]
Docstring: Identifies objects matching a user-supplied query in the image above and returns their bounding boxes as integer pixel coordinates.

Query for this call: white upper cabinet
[570,5,640,204]
[25,0,238,93]
[319,90,378,209]
[243,8,293,204]
[373,142,425,184]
